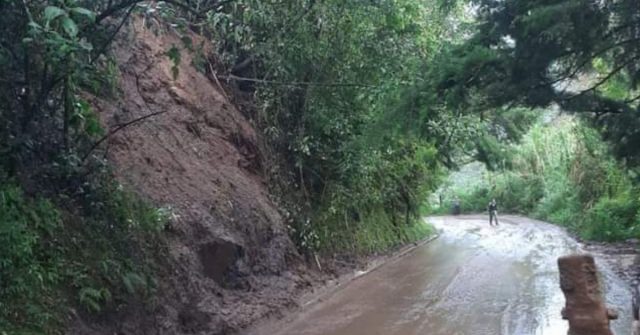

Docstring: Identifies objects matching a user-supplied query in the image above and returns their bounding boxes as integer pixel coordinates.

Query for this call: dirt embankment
[74,19,316,334]
[583,240,640,285]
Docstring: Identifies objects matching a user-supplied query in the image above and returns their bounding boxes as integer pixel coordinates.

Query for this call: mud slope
[77,21,311,335]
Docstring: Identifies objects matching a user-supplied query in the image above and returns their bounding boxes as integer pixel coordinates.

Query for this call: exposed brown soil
[72,18,318,335]
[583,239,640,286]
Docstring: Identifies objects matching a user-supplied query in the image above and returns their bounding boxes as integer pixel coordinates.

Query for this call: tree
[432,0,640,166]
[206,0,453,251]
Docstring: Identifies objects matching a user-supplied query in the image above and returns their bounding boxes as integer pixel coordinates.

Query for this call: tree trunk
[63,75,71,153]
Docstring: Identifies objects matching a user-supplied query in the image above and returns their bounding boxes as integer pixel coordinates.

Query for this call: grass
[308,206,435,256]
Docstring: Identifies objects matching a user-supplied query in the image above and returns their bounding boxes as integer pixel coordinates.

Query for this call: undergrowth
[0,177,167,334]
[0,2,177,333]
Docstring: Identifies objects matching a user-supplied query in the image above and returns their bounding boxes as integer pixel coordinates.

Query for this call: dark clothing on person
[452,199,461,215]
[488,201,499,226]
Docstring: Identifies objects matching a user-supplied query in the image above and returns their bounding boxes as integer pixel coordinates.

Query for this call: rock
[198,238,244,286]
[558,254,615,335]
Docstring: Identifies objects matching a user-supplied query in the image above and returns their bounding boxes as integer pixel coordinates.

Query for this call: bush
[0,185,64,332]
[438,171,543,215]
[581,195,639,241]
[532,175,581,228]
[0,180,167,334]
[435,116,640,242]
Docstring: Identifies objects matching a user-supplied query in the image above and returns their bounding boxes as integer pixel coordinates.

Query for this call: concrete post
[558,254,617,335]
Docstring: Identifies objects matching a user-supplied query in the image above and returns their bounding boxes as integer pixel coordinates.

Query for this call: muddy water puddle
[251,215,632,335]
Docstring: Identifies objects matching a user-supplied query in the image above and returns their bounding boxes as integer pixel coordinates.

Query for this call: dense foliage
[8,0,640,332]
[421,0,640,242]
[0,180,166,333]
[438,116,640,241]
[205,0,456,253]
[0,1,173,333]
[0,0,456,332]
[433,0,640,166]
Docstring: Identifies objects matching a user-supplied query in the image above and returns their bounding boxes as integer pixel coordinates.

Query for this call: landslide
[74,20,313,334]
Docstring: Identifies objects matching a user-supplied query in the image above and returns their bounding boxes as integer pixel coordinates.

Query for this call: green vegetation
[1,1,452,331]
[431,0,640,166]
[438,116,640,241]
[205,0,454,254]
[4,0,640,332]
[0,178,166,333]
[0,1,169,333]
[422,0,640,242]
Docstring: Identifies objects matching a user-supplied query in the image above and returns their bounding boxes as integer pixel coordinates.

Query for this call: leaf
[62,17,78,38]
[27,21,42,31]
[78,38,93,51]
[79,287,103,313]
[122,272,147,295]
[44,6,66,23]
[70,7,96,21]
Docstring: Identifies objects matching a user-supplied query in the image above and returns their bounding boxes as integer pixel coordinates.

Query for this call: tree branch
[96,0,141,24]
[540,37,640,90]
[223,74,384,88]
[91,3,136,64]
[81,110,167,162]
[564,54,640,101]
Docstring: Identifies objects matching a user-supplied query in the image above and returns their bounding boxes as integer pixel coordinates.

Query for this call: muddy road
[250,215,633,335]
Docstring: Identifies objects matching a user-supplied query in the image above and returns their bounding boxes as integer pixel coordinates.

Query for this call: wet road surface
[253,215,632,335]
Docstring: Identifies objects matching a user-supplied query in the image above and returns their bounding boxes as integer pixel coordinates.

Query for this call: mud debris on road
[245,215,634,335]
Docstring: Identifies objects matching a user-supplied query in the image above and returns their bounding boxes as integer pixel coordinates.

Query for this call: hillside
[73,20,312,334]
[0,2,442,332]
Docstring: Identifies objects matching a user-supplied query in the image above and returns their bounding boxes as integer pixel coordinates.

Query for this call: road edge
[238,231,440,335]
[301,232,440,308]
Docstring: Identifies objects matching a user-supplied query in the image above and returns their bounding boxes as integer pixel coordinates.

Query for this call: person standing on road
[488,198,499,226]
[452,196,461,215]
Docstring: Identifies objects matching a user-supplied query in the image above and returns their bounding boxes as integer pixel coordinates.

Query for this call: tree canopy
[428,0,640,166]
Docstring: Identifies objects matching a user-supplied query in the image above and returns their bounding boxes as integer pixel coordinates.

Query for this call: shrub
[581,195,639,241]
[435,116,640,242]
[0,185,64,332]
[0,179,167,334]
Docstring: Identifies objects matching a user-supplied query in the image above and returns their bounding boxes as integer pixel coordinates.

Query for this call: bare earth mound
[75,20,312,335]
